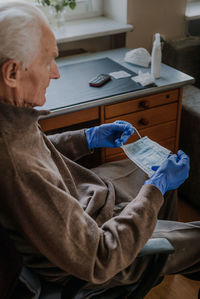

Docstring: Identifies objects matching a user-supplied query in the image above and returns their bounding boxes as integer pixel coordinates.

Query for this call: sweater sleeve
[47,129,92,161]
[7,160,163,285]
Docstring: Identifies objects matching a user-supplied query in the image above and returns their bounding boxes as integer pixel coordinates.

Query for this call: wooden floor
[145,274,200,299]
[145,198,200,299]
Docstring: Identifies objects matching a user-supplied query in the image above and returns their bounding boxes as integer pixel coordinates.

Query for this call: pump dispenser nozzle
[151,33,161,79]
[155,33,160,42]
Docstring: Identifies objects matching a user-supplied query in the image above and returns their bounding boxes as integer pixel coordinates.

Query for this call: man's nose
[51,61,60,79]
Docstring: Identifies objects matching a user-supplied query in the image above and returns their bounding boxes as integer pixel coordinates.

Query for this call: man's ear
[1,60,21,88]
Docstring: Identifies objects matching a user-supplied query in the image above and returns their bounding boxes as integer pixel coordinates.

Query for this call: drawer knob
[166,94,170,99]
[138,118,149,126]
[139,100,150,109]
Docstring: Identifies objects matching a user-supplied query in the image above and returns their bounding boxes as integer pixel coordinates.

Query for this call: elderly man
[0,1,199,296]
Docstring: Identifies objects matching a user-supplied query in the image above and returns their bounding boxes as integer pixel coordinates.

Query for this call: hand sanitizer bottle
[151,33,161,79]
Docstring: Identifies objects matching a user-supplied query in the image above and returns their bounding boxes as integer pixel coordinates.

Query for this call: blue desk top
[38,48,194,118]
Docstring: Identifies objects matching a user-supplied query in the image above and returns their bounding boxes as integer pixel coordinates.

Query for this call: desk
[38,48,194,164]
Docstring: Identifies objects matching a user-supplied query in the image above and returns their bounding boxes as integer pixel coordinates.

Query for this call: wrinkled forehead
[40,24,58,58]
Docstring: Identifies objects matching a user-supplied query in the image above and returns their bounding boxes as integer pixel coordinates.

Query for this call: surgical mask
[124,48,151,67]
[121,130,171,177]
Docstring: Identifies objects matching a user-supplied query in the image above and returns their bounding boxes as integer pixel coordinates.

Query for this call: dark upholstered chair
[0,225,174,299]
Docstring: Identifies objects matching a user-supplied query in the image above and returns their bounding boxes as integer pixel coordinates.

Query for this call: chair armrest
[126,238,175,299]
[138,238,175,257]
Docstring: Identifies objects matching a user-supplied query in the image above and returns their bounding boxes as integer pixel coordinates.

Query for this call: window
[3,0,131,44]
[63,0,103,21]
[3,0,103,21]
[185,0,200,19]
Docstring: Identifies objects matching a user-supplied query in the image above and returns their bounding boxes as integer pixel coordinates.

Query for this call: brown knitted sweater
[0,102,163,285]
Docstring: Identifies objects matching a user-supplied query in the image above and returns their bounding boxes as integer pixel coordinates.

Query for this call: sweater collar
[0,102,50,132]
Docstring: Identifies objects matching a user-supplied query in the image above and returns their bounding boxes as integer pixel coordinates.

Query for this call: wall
[103,0,127,24]
[126,0,187,52]
[59,0,188,56]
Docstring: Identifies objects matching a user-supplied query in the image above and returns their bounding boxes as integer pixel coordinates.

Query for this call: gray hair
[0,1,49,68]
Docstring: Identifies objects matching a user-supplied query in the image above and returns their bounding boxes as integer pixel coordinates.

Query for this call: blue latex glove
[85,120,134,149]
[144,150,190,195]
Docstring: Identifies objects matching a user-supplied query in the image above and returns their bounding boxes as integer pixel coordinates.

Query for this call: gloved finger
[110,123,130,134]
[119,133,131,145]
[115,134,130,147]
[177,155,190,168]
[167,153,178,163]
[114,120,127,124]
[169,154,190,174]
[152,165,159,171]
[175,151,190,167]
[115,138,123,147]
[177,149,186,156]
[127,127,135,135]
[122,125,135,137]
[114,120,132,126]
[114,121,135,135]
[119,125,135,142]
[177,150,189,161]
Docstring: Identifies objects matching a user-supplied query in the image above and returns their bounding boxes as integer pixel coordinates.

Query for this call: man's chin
[33,96,46,108]
[40,97,46,107]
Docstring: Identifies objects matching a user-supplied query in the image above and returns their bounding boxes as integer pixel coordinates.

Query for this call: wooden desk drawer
[105,120,176,157]
[39,107,99,132]
[160,138,175,152]
[105,89,179,119]
[105,102,178,130]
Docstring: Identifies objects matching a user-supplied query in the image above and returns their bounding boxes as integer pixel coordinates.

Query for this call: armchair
[0,225,174,299]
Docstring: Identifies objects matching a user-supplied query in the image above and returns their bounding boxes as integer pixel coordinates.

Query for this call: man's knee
[152,220,200,275]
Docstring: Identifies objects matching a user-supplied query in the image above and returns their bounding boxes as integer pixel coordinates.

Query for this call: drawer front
[160,138,175,152]
[105,89,179,119]
[39,107,99,132]
[105,120,176,157]
[105,102,178,130]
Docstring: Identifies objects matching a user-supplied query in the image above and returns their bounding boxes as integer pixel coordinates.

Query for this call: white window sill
[52,16,133,44]
[185,1,200,20]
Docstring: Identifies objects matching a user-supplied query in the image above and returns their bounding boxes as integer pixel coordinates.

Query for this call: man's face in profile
[18,24,60,107]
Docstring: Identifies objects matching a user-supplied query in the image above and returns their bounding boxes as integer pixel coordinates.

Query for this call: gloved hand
[85,120,134,149]
[144,150,190,195]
